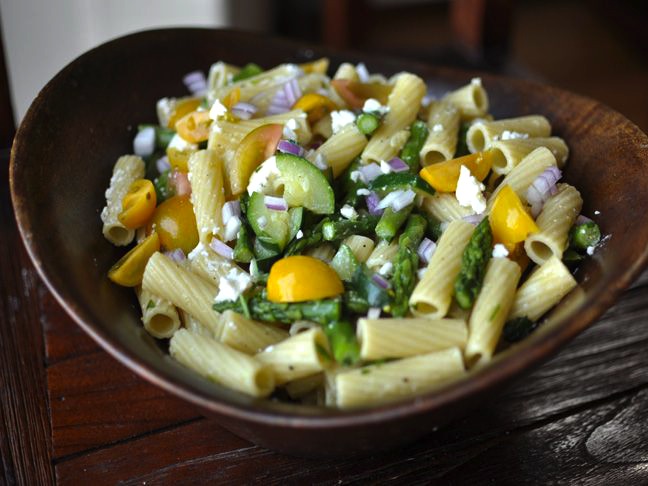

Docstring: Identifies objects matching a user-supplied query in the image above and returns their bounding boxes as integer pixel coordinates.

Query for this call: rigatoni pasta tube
[342,235,375,263]
[525,184,582,265]
[509,256,577,322]
[357,317,468,360]
[465,258,522,363]
[313,123,368,177]
[467,115,551,153]
[410,221,475,318]
[220,310,289,355]
[421,193,476,222]
[334,347,465,408]
[420,100,460,165]
[142,252,224,339]
[361,73,426,164]
[490,137,569,175]
[255,328,331,385]
[187,242,249,289]
[188,150,225,243]
[170,329,274,397]
[442,78,489,120]
[366,240,399,270]
[136,287,181,339]
[100,155,145,246]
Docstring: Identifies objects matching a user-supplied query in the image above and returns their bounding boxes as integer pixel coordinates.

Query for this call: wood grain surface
[3,158,648,483]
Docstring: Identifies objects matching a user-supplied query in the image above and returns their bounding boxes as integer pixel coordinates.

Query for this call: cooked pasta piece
[342,235,375,263]
[136,287,181,339]
[410,221,475,318]
[220,310,289,355]
[206,61,240,104]
[334,347,465,408]
[466,115,552,153]
[465,257,522,364]
[357,317,468,360]
[420,100,460,165]
[188,150,226,243]
[333,62,359,81]
[284,373,325,399]
[255,328,332,385]
[100,155,145,246]
[421,193,476,222]
[179,309,215,338]
[313,124,368,177]
[525,184,582,265]
[170,329,274,397]
[489,137,569,175]
[305,243,337,263]
[361,73,426,164]
[312,113,333,139]
[142,252,224,339]
[509,255,577,322]
[366,239,399,270]
[441,78,489,120]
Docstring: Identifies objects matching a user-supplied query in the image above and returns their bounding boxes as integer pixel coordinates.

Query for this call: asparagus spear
[331,244,359,282]
[344,289,370,314]
[213,292,342,325]
[454,218,493,310]
[418,211,443,241]
[231,63,263,82]
[569,222,601,251]
[376,205,414,241]
[322,215,381,242]
[399,120,429,171]
[337,159,367,206]
[390,214,427,317]
[284,218,327,255]
[356,113,380,135]
[322,320,361,366]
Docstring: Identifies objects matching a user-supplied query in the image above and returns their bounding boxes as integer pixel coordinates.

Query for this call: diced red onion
[183,71,207,97]
[391,189,416,212]
[156,155,171,174]
[133,126,155,157]
[365,191,383,216]
[277,139,304,156]
[231,102,257,120]
[388,157,409,173]
[367,307,381,319]
[462,213,485,225]
[576,214,593,225]
[222,200,241,223]
[358,163,382,183]
[224,216,242,242]
[371,273,391,289]
[264,195,288,211]
[209,238,234,260]
[267,77,302,115]
[170,169,191,196]
[417,237,436,264]
[183,70,205,86]
[527,166,562,217]
[356,62,370,83]
[164,248,186,263]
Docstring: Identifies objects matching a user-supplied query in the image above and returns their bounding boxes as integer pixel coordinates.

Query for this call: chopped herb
[146,300,156,310]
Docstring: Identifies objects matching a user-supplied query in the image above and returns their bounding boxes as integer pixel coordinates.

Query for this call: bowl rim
[10,27,648,429]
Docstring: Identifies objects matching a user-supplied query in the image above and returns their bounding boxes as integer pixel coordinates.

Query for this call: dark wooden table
[3,156,648,485]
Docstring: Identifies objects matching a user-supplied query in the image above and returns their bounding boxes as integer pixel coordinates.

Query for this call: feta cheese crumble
[380,160,392,174]
[492,243,509,258]
[283,118,299,140]
[455,165,487,214]
[223,216,242,242]
[331,110,356,134]
[362,98,389,115]
[350,170,362,183]
[295,230,304,240]
[246,156,283,195]
[356,188,371,196]
[340,204,358,220]
[432,123,444,133]
[214,268,252,303]
[209,99,228,120]
[167,133,198,152]
[586,245,595,256]
[378,261,393,276]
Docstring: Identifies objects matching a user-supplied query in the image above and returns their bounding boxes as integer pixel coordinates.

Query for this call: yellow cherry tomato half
[330,79,392,109]
[166,146,196,173]
[267,255,344,303]
[221,86,241,110]
[108,232,160,287]
[167,97,202,129]
[299,57,329,74]
[175,110,211,144]
[489,185,539,246]
[419,150,495,193]
[292,93,337,124]
[147,195,199,254]
[230,123,283,195]
[118,179,157,229]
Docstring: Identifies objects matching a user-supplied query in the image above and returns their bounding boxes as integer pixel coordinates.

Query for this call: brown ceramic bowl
[10,28,648,458]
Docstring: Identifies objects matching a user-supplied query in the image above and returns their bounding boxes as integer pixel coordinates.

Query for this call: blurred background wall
[0,0,646,139]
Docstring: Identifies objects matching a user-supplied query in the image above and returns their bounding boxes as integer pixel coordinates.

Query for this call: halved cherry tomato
[166,146,196,173]
[108,232,160,287]
[267,255,344,303]
[175,110,211,143]
[147,195,199,254]
[167,97,202,128]
[489,185,538,247]
[229,123,283,195]
[419,150,495,192]
[330,79,392,109]
[292,93,337,123]
[118,179,157,229]
[221,87,241,110]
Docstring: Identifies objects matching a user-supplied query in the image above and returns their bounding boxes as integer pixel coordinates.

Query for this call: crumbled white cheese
[283,118,299,140]
[455,165,487,214]
[350,170,362,183]
[340,204,358,220]
[214,268,252,303]
[296,230,304,240]
[586,245,595,256]
[380,160,392,174]
[246,156,283,195]
[209,99,228,120]
[313,153,328,170]
[432,123,444,133]
[156,97,174,127]
[497,130,529,141]
[362,98,389,115]
[378,261,393,276]
[356,62,370,82]
[471,77,482,86]
[223,216,242,242]
[331,110,356,134]
[492,243,509,258]
[594,210,600,215]
[356,188,371,196]
[257,216,268,229]
[167,133,198,152]
[187,241,209,261]
[417,267,428,280]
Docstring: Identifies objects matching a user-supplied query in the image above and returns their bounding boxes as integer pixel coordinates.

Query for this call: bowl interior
[11,28,648,427]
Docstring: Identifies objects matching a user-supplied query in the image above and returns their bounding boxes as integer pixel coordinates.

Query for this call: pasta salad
[100,58,602,408]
